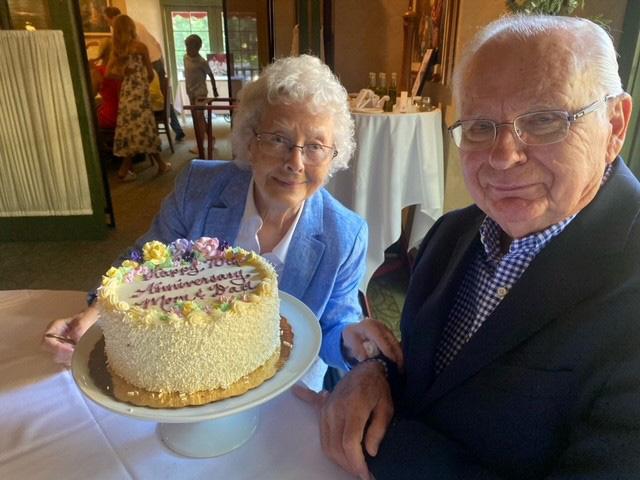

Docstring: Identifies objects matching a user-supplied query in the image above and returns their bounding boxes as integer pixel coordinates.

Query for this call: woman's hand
[41,305,99,366]
[294,360,394,480]
[342,318,403,368]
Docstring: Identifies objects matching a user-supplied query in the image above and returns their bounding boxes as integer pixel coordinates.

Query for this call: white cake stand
[71,291,321,458]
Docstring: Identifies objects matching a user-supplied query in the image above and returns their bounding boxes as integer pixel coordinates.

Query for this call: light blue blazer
[137,160,368,371]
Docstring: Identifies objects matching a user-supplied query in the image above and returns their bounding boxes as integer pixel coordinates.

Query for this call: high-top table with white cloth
[0,290,353,480]
[326,109,445,290]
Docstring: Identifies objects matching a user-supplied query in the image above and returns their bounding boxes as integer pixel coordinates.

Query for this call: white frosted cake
[97,237,281,396]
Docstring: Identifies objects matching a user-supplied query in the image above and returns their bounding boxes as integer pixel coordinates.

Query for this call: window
[227,14,259,81]
[171,11,211,81]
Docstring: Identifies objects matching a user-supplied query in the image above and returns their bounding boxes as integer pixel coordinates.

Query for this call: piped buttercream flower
[170,238,193,260]
[181,300,200,317]
[137,265,151,278]
[143,241,171,265]
[104,267,119,278]
[193,237,220,259]
[129,248,143,263]
[121,259,139,270]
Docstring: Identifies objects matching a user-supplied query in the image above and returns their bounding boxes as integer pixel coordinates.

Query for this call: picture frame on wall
[411,48,434,97]
[400,0,460,92]
[80,0,111,35]
[431,0,460,85]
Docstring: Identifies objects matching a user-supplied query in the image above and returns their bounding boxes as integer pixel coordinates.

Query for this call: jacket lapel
[201,167,251,243]
[279,192,325,299]
[422,159,640,407]
[403,218,483,410]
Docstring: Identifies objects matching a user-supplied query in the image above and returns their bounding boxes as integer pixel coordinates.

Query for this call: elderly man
[304,15,639,479]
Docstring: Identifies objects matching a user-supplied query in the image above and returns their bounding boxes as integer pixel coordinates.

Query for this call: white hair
[231,54,355,176]
[452,15,623,110]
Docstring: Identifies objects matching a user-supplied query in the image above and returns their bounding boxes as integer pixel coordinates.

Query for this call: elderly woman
[43,55,401,391]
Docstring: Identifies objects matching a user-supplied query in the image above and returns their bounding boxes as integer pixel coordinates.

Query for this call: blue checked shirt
[434,165,613,374]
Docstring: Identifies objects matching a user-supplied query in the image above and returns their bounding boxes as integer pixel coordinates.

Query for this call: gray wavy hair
[453,15,624,110]
[231,55,355,176]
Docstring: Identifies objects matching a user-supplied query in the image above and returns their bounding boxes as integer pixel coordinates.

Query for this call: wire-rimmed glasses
[448,95,616,152]
[254,131,337,165]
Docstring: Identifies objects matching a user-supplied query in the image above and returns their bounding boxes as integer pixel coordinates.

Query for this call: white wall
[333,0,406,92]
[125,0,165,58]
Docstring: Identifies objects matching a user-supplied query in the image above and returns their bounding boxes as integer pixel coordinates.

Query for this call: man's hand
[342,318,403,368]
[295,361,394,479]
[41,305,99,366]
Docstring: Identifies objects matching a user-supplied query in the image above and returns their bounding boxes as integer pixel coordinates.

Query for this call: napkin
[375,95,389,109]
[353,89,379,109]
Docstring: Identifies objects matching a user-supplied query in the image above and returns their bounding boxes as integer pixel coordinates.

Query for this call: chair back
[154,75,174,153]
[159,75,170,117]
[184,97,237,159]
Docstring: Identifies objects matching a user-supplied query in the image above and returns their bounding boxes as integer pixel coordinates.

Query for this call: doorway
[162,0,271,103]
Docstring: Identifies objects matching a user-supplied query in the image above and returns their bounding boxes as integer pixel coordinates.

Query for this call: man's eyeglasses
[448,95,616,152]
[254,132,338,165]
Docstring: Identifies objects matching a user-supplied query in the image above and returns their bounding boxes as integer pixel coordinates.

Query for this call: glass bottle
[385,72,397,112]
[368,72,377,91]
[376,72,387,99]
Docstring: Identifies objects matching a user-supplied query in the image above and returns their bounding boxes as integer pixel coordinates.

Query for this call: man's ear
[606,93,633,163]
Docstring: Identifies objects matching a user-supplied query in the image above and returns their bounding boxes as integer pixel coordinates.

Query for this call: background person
[184,33,219,155]
[302,15,640,479]
[103,6,186,142]
[90,40,120,130]
[43,55,402,391]
[109,15,171,181]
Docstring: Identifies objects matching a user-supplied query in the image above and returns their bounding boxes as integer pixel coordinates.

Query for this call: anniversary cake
[96,237,284,406]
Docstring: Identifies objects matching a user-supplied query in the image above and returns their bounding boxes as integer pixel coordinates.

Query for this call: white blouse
[234,178,305,276]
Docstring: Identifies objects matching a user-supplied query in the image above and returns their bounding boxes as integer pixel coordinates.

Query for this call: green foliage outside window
[505,0,608,27]
[505,0,585,15]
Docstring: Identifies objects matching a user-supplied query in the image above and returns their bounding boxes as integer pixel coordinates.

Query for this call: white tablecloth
[326,110,445,290]
[0,290,353,480]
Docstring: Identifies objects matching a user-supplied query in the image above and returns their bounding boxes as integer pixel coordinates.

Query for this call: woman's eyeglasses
[254,132,337,165]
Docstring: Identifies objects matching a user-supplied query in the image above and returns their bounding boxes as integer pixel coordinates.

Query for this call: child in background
[184,34,219,155]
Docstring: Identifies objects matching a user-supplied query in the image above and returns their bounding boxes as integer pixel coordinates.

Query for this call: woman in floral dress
[109,15,170,181]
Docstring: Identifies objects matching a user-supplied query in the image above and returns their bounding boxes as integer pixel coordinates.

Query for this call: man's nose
[488,124,526,169]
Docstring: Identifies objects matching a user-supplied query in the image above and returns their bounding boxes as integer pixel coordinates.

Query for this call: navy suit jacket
[369,159,640,479]
[136,160,368,371]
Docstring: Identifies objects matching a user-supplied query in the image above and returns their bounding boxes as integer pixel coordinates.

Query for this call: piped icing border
[98,238,278,327]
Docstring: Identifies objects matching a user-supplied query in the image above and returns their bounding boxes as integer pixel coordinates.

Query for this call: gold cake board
[89,316,293,409]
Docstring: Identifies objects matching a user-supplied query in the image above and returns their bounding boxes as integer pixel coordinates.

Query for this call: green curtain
[621,40,640,177]
[619,1,640,178]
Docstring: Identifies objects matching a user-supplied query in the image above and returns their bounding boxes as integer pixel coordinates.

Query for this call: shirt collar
[237,178,305,267]
[479,215,574,264]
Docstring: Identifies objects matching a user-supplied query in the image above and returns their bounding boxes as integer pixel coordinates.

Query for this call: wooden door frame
[160,0,224,103]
